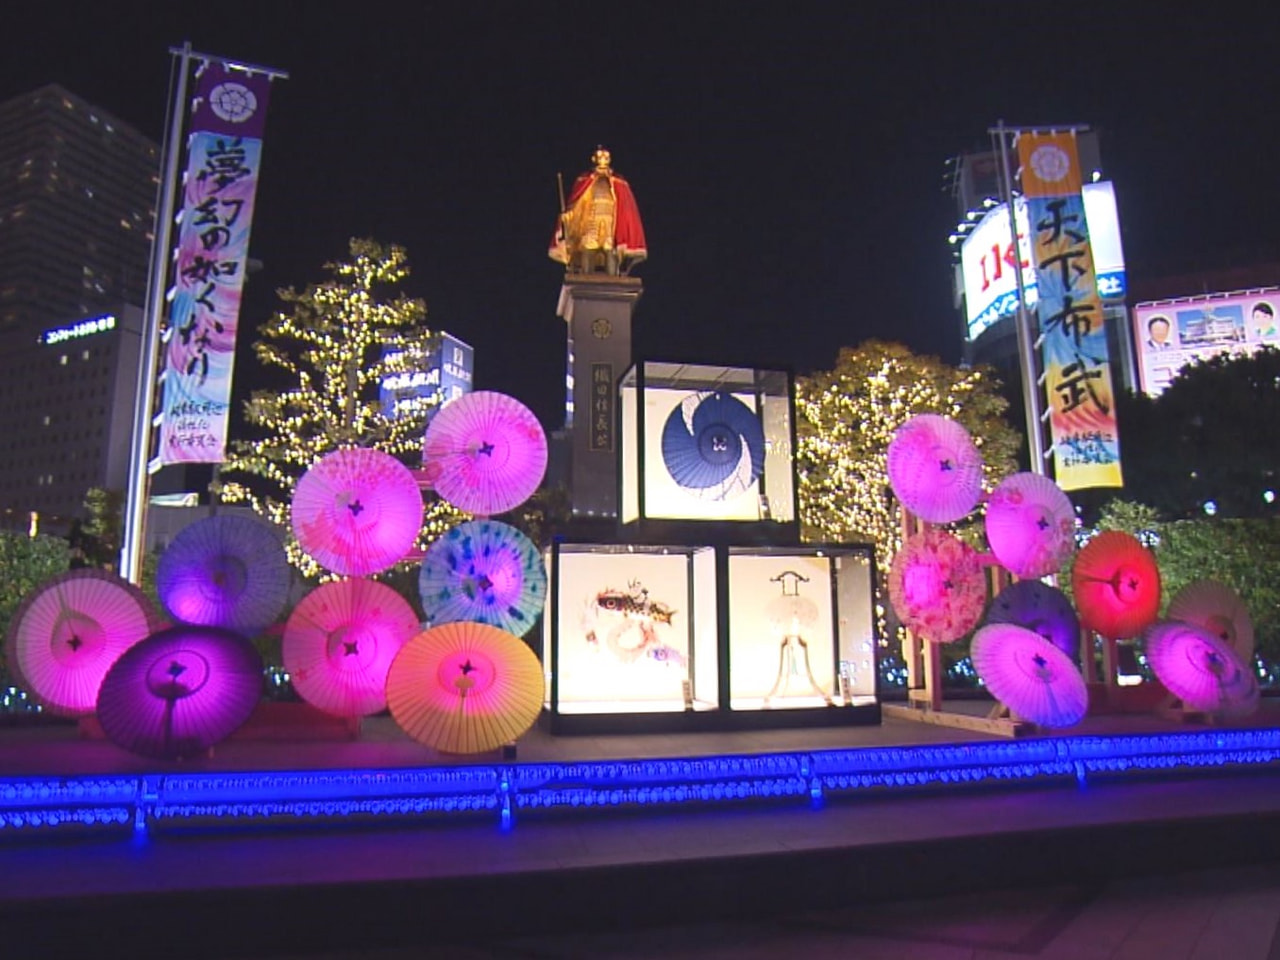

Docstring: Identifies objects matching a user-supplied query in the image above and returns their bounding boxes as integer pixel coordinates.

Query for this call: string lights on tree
[217,238,464,577]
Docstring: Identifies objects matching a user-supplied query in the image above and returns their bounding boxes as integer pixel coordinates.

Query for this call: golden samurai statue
[550,147,648,276]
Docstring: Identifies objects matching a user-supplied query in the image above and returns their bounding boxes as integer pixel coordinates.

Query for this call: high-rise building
[0,85,159,525]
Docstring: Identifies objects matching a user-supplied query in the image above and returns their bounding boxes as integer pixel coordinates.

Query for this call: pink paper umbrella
[1071,531,1161,640]
[984,472,1076,578]
[1167,579,1254,660]
[386,621,544,755]
[886,414,984,524]
[95,625,263,760]
[971,623,1088,728]
[1145,620,1259,718]
[156,514,291,636]
[5,569,163,716]
[283,578,419,717]
[422,390,547,516]
[292,447,425,576]
[888,529,987,643]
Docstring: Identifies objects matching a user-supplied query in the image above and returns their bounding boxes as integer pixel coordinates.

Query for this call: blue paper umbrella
[418,520,546,638]
[986,580,1080,660]
[660,391,766,500]
[156,514,291,637]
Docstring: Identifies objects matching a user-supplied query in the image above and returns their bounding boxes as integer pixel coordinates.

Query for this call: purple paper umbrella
[886,414,984,524]
[96,625,263,760]
[5,569,164,717]
[1145,620,1259,718]
[1167,579,1254,660]
[283,578,419,717]
[971,623,1088,728]
[156,514,290,636]
[422,390,547,516]
[986,580,1080,660]
[292,447,425,576]
[984,472,1076,579]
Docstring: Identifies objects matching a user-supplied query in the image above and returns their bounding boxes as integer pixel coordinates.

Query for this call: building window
[59,355,67,366]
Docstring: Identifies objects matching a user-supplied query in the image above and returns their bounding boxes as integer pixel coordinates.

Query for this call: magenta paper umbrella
[156,514,291,636]
[1145,620,1259,718]
[282,578,419,717]
[292,447,425,576]
[96,625,263,760]
[887,529,987,643]
[1167,579,1254,660]
[886,414,984,524]
[984,472,1076,578]
[971,623,1088,728]
[5,569,163,716]
[422,390,547,516]
[386,621,544,755]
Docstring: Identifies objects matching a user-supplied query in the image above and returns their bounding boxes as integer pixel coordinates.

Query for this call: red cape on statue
[549,170,647,265]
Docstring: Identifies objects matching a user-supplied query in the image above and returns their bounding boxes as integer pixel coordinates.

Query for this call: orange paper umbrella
[887,529,986,643]
[283,579,420,717]
[984,472,1076,578]
[886,414,984,524]
[5,569,164,716]
[1167,579,1254,660]
[386,622,543,754]
[1071,531,1161,640]
[1145,620,1259,718]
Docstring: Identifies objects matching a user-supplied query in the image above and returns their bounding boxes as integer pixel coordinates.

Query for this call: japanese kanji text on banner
[1017,131,1123,490]
[158,62,272,463]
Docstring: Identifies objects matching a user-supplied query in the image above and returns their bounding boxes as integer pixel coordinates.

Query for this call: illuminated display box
[619,361,797,542]
[544,541,879,733]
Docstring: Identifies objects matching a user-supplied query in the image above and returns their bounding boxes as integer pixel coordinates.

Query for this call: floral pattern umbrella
[984,472,1075,579]
[886,414,984,524]
[1071,531,1161,640]
[971,622,1088,728]
[888,529,987,643]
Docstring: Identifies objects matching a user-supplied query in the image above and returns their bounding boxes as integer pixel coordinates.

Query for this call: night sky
[3,4,1278,430]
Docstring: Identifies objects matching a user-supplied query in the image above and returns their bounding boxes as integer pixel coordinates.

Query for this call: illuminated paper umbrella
[156,514,290,636]
[1145,620,1259,718]
[283,579,419,717]
[660,391,766,501]
[5,569,163,716]
[1168,579,1254,660]
[888,529,986,643]
[986,580,1080,660]
[292,447,425,576]
[971,623,1088,728]
[984,472,1076,578]
[886,414,984,524]
[386,621,544,755]
[418,520,546,638]
[422,390,547,516]
[96,625,263,760]
[1071,531,1161,640]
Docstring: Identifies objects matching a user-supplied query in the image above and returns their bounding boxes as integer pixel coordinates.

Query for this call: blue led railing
[3,728,1280,839]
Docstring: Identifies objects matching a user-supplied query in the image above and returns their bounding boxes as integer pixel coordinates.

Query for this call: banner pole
[120,42,193,582]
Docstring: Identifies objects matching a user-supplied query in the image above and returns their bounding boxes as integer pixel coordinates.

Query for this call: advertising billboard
[379,331,474,419]
[1132,289,1279,396]
[960,181,1126,342]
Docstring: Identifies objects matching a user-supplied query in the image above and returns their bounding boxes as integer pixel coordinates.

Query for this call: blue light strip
[2,728,1279,839]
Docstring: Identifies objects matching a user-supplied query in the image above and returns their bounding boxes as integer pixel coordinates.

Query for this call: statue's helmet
[592,147,612,171]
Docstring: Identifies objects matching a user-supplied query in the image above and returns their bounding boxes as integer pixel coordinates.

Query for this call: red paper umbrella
[386,622,544,754]
[1071,531,1161,640]
[95,625,263,760]
[1145,620,1259,717]
[888,529,987,643]
[5,569,163,716]
[421,390,547,516]
[886,414,984,524]
[971,623,1088,728]
[984,472,1076,578]
[292,447,425,576]
[282,578,419,717]
[1167,579,1254,660]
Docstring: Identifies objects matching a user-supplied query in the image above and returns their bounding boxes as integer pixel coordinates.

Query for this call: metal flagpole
[991,120,1048,477]
[119,43,193,582]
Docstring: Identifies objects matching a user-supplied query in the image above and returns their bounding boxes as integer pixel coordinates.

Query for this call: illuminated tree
[217,238,464,577]
[795,340,1021,575]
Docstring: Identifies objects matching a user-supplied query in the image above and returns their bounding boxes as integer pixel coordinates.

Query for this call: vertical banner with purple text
[1017,132,1123,490]
[159,62,272,463]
